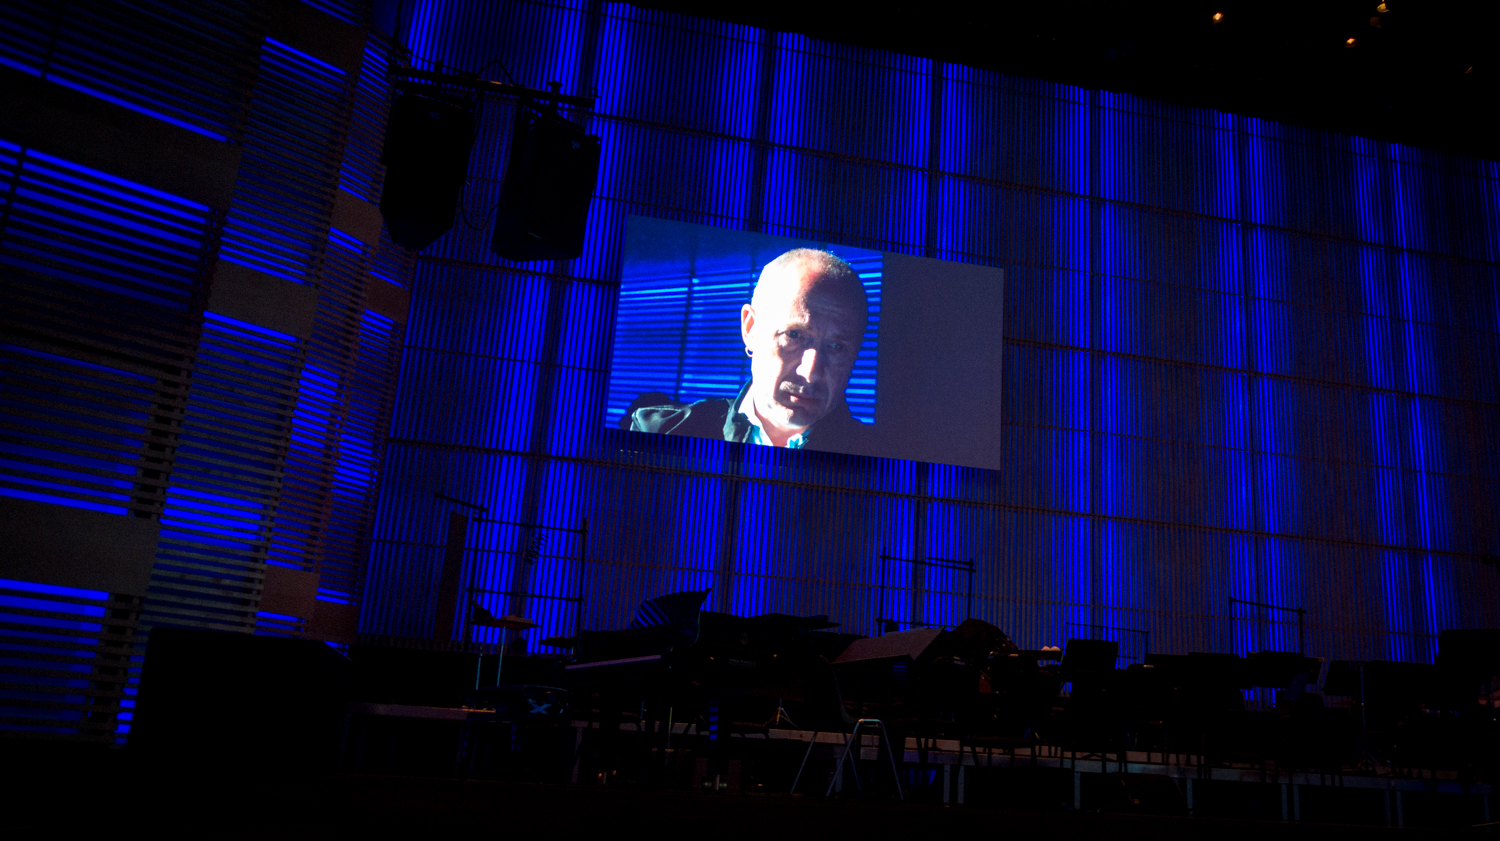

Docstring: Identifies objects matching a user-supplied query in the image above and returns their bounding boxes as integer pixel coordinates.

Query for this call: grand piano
[562,591,859,707]
[561,591,1057,744]
[831,618,1061,741]
[556,591,864,785]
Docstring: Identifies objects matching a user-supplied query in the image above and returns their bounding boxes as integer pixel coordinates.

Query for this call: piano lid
[833,627,943,665]
[747,612,840,630]
[629,588,711,629]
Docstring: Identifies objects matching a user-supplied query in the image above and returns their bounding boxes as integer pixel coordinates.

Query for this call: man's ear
[740,304,756,348]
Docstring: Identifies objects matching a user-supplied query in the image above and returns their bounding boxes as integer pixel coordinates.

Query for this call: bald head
[739,249,869,444]
[752,249,867,314]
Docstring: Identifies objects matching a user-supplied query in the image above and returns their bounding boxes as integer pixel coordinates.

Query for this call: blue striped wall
[364,0,1500,665]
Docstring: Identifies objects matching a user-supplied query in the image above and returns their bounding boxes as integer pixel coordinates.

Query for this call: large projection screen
[607,216,1004,471]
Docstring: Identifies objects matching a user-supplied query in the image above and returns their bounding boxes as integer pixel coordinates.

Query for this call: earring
[745,347,753,357]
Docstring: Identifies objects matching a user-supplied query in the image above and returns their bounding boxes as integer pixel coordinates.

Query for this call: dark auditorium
[4,1,1500,836]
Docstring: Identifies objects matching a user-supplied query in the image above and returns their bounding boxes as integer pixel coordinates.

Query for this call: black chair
[789,658,903,799]
[823,718,904,799]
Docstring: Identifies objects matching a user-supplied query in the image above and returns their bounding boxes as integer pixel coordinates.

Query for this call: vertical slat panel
[1,2,406,741]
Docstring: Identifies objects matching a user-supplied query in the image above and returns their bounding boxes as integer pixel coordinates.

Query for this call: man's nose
[795,347,826,382]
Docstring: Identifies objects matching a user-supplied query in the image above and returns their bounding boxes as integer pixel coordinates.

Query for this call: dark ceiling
[632,0,1497,161]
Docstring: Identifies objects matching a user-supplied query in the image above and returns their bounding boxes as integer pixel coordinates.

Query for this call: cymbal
[474,613,539,630]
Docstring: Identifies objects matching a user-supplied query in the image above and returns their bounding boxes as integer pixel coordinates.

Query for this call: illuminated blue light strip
[1355,138,1411,661]
[675,468,723,598]
[545,3,584,98]
[1243,119,1297,654]
[717,23,758,139]
[155,311,297,599]
[880,462,917,631]
[0,55,41,77]
[0,577,108,604]
[0,342,153,517]
[328,227,365,254]
[218,36,346,286]
[1098,92,1124,656]
[263,37,346,78]
[0,577,109,733]
[729,478,771,617]
[41,76,230,143]
[1390,150,1446,662]
[338,41,390,201]
[507,459,585,648]
[0,134,213,529]
[922,466,969,627]
[24,149,211,216]
[297,0,364,25]
[255,610,301,623]
[405,0,444,66]
[204,310,297,345]
[0,146,212,309]
[883,56,930,252]
[934,66,969,261]
[1211,111,1253,654]
[593,7,632,117]
[1055,81,1091,648]
[768,32,806,150]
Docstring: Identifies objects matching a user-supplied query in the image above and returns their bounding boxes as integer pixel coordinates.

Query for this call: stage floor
[5,748,1494,839]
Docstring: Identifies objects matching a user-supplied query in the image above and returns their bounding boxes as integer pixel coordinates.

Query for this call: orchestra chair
[131,627,352,775]
[789,660,904,799]
[823,718,904,800]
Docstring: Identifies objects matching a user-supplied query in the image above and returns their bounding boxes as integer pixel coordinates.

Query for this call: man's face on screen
[741,265,865,436]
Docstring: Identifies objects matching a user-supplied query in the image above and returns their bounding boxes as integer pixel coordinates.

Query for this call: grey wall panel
[0,496,160,596]
[876,253,1004,470]
[0,67,242,210]
[208,260,321,339]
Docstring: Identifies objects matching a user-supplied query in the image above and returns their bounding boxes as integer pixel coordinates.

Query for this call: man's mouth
[779,386,824,406]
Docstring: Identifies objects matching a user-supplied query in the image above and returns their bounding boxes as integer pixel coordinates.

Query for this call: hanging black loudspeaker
[379,88,476,251]
[491,101,601,262]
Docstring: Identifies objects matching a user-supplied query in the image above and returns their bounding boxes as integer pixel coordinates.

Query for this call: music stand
[471,604,539,686]
[1061,638,1119,676]
[1439,629,1500,716]
[1323,660,1375,768]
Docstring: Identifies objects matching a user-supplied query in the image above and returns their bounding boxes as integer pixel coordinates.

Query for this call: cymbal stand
[765,698,799,730]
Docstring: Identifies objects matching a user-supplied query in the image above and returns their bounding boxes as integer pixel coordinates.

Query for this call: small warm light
[1345,37,1357,47]
[1376,2,1388,12]
[1212,11,1224,22]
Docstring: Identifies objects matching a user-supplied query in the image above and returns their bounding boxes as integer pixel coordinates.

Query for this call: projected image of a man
[626,248,872,450]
